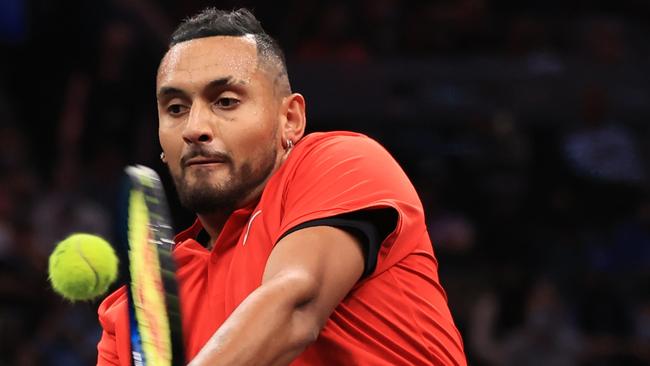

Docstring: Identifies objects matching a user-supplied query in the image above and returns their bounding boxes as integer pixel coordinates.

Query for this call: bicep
[263,225,365,326]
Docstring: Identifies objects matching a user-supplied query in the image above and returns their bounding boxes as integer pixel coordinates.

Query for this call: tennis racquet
[119,165,185,366]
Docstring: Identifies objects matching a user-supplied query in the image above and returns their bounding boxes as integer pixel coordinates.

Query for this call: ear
[279,93,306,146]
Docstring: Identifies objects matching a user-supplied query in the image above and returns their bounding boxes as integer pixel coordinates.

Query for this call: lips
[184,157,226,167]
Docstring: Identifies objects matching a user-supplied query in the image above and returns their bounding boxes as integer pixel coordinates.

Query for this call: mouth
[184,157,227,167]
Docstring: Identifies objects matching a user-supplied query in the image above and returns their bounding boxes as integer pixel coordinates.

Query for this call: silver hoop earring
[160,152,165,161]
[286,139,293,149]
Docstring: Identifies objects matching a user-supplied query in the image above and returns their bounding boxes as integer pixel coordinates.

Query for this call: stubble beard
[172,147,278,215]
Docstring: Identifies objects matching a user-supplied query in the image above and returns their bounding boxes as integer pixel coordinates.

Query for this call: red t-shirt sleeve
[276,134,424,272]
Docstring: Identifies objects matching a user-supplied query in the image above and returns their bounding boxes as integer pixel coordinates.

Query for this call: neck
[197,211,231,248]
[196,185,266,247]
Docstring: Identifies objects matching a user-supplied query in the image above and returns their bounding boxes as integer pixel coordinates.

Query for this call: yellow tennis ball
[48,233,119,301]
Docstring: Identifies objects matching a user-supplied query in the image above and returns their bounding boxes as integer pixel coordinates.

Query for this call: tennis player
[97,8,466,366]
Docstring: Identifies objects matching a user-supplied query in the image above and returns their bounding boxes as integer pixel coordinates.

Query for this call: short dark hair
[170,8,290,93]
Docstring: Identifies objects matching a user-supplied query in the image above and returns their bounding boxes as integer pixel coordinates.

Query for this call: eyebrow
[156,76,247,100]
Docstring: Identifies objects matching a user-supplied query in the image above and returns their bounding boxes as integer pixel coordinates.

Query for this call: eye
[167,104,188,116]
[215,97,240,109]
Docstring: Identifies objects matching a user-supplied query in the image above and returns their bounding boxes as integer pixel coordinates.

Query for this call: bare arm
[188,225,365,366]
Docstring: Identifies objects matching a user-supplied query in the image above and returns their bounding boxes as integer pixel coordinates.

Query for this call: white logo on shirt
[243,210,262,246]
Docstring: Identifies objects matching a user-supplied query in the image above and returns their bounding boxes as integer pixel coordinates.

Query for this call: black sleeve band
[279,209,398,278]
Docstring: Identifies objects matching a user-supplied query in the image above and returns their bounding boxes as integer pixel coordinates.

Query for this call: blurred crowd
[1,1,649,365]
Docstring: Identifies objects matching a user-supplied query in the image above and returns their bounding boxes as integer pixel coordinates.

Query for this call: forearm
[188,271,322,366]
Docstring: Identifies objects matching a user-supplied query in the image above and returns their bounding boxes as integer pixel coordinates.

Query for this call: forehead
[157,35,259,88]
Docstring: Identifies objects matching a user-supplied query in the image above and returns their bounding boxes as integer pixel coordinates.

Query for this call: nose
[182,102,214,144]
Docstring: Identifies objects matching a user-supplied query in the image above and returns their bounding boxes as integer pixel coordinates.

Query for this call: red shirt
[97,132,466,365]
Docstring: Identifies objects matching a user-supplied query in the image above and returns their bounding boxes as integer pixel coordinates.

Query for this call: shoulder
[274,131,416,198]
[296,131,387,156]
[269,130,421,214]
[288,131,398,172]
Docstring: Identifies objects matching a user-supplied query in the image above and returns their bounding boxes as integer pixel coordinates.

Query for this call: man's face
[157,36,283,214]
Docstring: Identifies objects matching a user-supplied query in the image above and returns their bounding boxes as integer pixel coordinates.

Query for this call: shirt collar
[173,201,259,244]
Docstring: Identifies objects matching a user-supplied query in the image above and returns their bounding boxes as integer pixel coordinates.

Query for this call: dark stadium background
[1,1,649,365]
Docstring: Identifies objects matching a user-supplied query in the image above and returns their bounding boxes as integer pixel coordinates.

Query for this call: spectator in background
[579,17,628,65]
[563,86,644,184]
[563,85,644,226]
[469,279,582,366]
[359,0,401,56]
[506,15,564,75]
[296,2,369,63]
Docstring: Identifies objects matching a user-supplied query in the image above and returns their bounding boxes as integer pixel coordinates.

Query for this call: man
[97,8,466,366]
